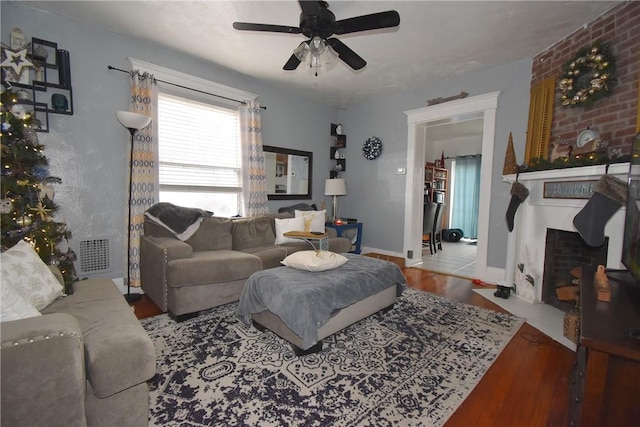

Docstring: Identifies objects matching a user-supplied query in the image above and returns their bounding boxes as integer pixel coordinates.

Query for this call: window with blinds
[158,92,241,217]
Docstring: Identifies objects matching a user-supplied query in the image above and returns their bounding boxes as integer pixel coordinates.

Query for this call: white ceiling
[17,1,620,109]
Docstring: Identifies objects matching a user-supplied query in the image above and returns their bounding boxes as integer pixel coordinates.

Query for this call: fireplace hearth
[542,229,608,312]
[503,163,628,304]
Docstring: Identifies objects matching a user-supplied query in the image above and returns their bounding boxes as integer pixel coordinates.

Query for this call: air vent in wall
[78,238,111,274]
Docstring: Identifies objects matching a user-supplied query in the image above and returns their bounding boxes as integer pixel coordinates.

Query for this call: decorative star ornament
[1,49,33,75]
[31,200,52,220]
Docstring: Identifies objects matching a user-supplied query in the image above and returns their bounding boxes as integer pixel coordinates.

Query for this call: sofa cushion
[239,245,291,270]
[185,216,232,251]
[1,240,64,311]
[295,209,326,233]
[41,278,155,399]
[166,250,262,287]
[1,282,41,322]
[274,216,306,244]
[232,216,275,250]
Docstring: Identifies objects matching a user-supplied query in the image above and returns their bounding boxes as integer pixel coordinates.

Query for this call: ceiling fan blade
[326,38,366,70]
[233,22,301,34]
[333,10,400,35]
[298,0,323,17]
[283,54,302,71]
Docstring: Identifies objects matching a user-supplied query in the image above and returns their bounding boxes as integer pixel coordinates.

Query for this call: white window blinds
[157,92,242,216]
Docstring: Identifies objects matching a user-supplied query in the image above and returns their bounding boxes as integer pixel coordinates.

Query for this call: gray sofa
[140,213,352,321]
[0,271,156,427]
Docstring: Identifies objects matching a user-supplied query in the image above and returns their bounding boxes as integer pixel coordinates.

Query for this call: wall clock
[362,136,382,160]
[576,128,600,148]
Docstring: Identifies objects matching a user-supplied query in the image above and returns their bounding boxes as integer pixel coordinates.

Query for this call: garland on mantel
[519,152,629,173]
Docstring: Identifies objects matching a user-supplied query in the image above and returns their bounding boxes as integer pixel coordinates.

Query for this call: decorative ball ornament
[0,198,14,214]
[10,104,27,120]
[362,136,383,160]
[558,42,616,107]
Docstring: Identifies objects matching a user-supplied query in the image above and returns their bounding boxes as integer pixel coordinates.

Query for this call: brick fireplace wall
[531,1,640,154]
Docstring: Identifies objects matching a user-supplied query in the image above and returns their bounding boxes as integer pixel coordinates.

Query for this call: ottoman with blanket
[236,253,406,355]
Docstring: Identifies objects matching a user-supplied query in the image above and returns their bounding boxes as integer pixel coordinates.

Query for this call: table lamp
[324,178,346,223]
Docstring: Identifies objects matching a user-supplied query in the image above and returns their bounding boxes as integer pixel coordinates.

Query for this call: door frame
[403,91,500,279]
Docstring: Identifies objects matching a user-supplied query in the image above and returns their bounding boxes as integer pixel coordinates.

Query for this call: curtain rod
[107,65,266,110]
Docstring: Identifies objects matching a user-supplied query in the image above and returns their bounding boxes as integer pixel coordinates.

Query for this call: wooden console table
[569,266,640,426]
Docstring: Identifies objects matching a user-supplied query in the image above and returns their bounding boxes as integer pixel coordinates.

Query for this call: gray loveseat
[0,272,156,427]
[140,212,352,321]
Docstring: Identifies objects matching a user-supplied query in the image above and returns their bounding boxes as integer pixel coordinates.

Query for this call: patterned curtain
[239,100,269,216]
[125,71,158,288]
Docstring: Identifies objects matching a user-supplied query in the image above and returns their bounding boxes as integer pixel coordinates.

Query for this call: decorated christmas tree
[1,83,76,289]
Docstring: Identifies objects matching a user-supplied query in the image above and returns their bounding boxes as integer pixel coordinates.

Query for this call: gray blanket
[145,202,212,240]
[236,254,406,349]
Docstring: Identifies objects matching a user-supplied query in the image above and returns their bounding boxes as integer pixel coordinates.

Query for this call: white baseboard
[360,246,404,258]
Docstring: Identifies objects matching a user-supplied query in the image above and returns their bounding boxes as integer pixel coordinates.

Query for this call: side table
[325,222,363,254]
[283,231,329,251]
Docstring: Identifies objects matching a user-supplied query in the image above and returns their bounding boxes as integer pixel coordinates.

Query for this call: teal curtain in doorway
[451,155,481,239]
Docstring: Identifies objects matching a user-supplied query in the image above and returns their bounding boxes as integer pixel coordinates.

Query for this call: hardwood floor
[132,265,575,426]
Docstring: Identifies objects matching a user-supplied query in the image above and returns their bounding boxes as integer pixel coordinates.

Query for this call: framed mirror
[263,145,313,200]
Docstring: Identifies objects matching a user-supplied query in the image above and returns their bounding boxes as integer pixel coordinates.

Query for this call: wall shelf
[2,37,73,132]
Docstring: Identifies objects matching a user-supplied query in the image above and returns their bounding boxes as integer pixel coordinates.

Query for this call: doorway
[422,119,483,277]
[403,92,500,281]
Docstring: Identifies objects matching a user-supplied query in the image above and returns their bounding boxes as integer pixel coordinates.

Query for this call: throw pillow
[0,240,64,311]
[275,216,306,244]
[1,282,42,322]
[281,250,349,272]
[295,209,326,233]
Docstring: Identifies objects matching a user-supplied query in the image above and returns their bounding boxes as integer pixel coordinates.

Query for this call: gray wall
[2,2,337,278]
[3,2,532,276]
[335,59,532,269]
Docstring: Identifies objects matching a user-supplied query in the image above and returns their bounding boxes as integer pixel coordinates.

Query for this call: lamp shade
[115,111,151,130]
[324,178,346,196]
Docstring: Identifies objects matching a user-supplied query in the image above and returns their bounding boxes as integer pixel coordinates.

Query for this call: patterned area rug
[141,288,524,426]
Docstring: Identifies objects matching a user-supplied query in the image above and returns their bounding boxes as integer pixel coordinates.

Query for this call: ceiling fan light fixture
[325,44,339,64]
[293,41,310,61]
[309,36,326,56]
[310,54,322,68]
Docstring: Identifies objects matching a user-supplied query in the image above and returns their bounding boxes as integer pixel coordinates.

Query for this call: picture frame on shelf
[335,134,346,148]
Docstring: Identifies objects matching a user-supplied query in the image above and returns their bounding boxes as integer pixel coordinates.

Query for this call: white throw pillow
[295,209,326,233]
[1,282,42,322]
[0,240,63,310]
[281,250,348,272]
[275,216,306,244]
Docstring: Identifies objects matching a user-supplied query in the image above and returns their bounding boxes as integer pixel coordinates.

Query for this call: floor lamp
[116,111,151,304]
[324,178,346,222]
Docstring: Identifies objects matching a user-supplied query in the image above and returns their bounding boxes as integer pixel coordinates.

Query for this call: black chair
[432,202,446,253]
[422,202,438,254]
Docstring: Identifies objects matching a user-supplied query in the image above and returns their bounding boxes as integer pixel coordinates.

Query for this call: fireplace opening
[542,229,608,312]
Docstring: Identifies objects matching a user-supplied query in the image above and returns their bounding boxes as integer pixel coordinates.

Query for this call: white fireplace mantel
[501,162,629,303]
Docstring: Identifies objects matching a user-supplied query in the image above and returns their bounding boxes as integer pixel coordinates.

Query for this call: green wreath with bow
[558,42,616,108]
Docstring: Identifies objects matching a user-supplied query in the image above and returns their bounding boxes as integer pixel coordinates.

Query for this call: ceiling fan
[233,1,400,72]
